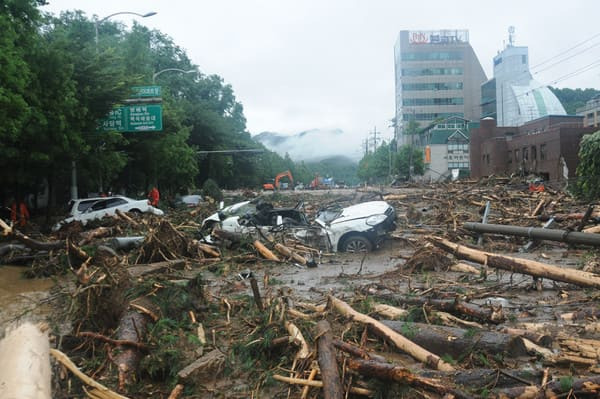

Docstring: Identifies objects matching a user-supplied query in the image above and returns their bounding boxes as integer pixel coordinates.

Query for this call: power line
[533,41,600,75]
[531,31,600,70]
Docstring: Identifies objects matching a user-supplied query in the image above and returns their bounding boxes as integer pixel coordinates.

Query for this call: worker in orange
[10,199,30,228]
[148,186,160,207]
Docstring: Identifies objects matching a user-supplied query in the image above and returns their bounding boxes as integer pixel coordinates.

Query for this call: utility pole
[369,126,379,152]
[362,137,370,155]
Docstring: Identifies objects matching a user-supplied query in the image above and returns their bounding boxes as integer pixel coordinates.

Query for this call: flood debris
[2,182,600,398]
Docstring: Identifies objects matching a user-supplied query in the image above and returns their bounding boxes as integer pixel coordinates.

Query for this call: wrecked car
[52,196,164,231]
[201,198,396,252]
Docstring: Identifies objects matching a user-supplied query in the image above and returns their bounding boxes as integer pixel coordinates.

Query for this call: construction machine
[263,170,294,190]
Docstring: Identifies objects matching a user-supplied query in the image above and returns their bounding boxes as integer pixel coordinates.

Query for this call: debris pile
[1,180,600,398]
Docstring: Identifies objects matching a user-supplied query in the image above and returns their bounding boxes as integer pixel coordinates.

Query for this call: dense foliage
[357,140,424,184]
[550,87,600,115]
[0,0,322,208]
[575,130,600,200]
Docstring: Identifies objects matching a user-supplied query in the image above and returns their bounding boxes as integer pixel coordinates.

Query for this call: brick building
[470,115,597,182]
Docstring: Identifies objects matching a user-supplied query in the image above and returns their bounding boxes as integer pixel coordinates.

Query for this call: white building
[493,41,566,126]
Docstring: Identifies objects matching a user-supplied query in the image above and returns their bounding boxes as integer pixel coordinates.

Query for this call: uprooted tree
[575,129,600,200]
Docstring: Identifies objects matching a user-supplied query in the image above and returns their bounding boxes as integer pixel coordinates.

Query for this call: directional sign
[98,104,163,132]
[130,85,161,98]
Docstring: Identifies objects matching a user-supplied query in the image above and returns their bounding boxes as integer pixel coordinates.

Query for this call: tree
[575,130,600,200]
[357,142,392,184]
[395,145,424,179]
[549,87,600,115]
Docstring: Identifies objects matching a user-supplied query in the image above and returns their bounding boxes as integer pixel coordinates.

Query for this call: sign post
[98,104,163,132]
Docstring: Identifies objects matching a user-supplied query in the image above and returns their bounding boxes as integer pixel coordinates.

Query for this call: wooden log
[0,219,64,250]
[373,303,408,319]
[491,375,600,398]
[531,199,546,217]
[285,321,310,360]
[197,242,220,258]
[50,349,128,399]
[167,384,184,399]
[112,307,152,392]
[434,311,483,329]
[272,375,372,396]
[274,243,307,265]
[346,358,470,399]
[316,321,343,399]
[583,224,600,234]
[328,296,454,371]
[127,259,186,278]
[332,339,387,363]
[420,368,543,389]
[212,228,243,243]
[0,323,51,399]
[449,262,481,274]
[115,209,139,227]
[177,349,226,383]
[78,226,117,246]
[254,240,280,261]
[381,321,527,358]
[428,236,600,288]
[499,327,552,347]
[250,277,264,311]
[394,296,504,324]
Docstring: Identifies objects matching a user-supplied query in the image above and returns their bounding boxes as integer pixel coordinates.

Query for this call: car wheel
[341,235,372,253]
[129,209,142,214]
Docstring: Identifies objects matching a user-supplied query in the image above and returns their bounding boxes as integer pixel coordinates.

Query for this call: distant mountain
[253,128,362,162]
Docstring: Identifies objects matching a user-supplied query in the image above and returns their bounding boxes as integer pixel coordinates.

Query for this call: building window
[401,67,463,76]
[486,154,490,165]
[531,145,537,161]
[402,112,464,121]
[515,149,520,161]
[522,147,528,161]
[522,55,527,64]
[402,82,463,91]
[401,51,463,61]
[507,151,512,164]
[540,144,547,160]
[403,97,464,106]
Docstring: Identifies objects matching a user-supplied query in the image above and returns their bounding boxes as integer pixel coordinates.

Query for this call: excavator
[263,170,294,191]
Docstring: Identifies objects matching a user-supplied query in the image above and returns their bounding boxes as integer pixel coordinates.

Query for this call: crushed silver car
[201,198,396,252]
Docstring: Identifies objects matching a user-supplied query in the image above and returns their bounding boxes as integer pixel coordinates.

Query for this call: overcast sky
[42,0,600,159]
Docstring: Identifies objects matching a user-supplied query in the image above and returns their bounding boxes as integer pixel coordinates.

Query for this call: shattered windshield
[316,208,342,223]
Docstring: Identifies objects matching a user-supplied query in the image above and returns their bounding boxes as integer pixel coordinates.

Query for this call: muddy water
[0,266,54,327]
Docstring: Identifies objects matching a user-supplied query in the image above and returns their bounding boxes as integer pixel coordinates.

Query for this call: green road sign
[130,85,161,98]
[99,104,162,132]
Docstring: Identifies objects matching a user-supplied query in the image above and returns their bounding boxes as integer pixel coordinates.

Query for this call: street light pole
[69,11,157,200]
[152,68,196,84]
[94,11,157,49]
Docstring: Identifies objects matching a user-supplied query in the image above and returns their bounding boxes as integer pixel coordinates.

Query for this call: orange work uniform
[11,202,30,227]
[148,187,160,207]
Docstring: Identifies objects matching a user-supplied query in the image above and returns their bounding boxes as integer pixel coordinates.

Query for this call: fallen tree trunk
[420,368,542,389]
[0,218,64,250]
[274,243,307,265]
[464,222,600,247]
[381,321,527,358]
[428,236,600,288]
[328,296,454,371]
[346,358,470,399]
[316,321,343,399]
[127,259,186,278]
[0,323,51,399]
[492,375,600,398]
[112,305,153,392]
[394,296,504,324]
[254,240,280,261]
[332,339,387,363]
[79,226,118,246]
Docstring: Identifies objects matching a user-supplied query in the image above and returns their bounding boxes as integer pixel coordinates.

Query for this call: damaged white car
[201,199,396,252]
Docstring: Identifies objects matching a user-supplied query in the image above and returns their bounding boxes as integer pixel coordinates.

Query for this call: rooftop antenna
[508,26,515,47]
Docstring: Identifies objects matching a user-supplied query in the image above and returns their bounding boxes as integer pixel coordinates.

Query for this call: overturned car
[201,198,396,252]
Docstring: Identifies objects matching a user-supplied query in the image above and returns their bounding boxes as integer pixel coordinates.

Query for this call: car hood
[328,201,391,224]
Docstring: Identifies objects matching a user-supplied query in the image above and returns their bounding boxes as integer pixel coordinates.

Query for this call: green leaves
[575,130,600,200]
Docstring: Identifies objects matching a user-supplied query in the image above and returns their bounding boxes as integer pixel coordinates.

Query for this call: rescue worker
[10,199,30,228]
[148,186,160,207]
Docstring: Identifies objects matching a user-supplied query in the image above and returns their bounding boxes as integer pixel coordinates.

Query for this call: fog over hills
[253,129,362,162]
